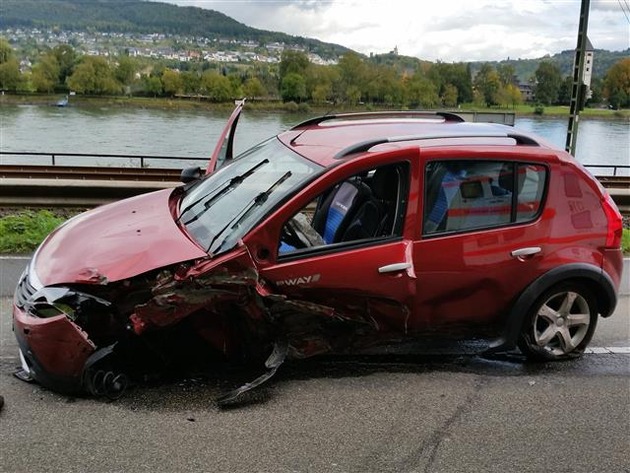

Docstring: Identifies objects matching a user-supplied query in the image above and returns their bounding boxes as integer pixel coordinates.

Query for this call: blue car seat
[312,178,372,244]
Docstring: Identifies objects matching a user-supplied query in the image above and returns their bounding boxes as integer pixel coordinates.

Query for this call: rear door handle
[510,247,542,258]
[378,263,411,274]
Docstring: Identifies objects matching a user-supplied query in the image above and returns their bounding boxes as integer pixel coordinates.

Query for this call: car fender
[484,262,618,354]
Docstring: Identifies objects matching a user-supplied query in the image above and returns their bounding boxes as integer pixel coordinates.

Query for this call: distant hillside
[0,0,352,59]
[1,0,626,75]
[469,48,629,81]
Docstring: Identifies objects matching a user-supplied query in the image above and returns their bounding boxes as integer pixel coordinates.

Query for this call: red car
[13,103,624,403]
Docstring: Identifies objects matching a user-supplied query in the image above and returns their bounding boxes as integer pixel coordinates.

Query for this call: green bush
[623,228,630,255]
[0,210,65,253]
[297,102,311,114]
[282,101,299,112]
[533,104,545,115]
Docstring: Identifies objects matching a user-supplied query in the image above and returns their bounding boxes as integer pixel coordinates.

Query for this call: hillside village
[2,27,338,70]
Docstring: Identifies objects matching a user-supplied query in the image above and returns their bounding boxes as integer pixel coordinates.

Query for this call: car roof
[277,111,558,167]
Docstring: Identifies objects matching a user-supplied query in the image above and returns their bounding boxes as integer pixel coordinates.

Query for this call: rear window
[423,160,547,235]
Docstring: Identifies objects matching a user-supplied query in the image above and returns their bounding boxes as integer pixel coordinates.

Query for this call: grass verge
[0,210,65,254]
[1,210,629,255]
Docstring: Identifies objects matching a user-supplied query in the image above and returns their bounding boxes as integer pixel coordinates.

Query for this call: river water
[0,104,628,173]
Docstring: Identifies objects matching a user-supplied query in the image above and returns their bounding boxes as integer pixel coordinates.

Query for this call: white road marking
[1,348,629,362]
[584,346,630,354]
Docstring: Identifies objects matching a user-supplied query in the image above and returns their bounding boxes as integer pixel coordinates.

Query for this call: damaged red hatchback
[13,102,624,403]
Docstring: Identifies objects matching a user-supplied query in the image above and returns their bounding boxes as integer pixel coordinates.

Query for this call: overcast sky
[160,0,629,61]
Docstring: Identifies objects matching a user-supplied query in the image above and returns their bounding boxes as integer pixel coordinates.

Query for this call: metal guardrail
[1,151,628,176]
[583,164,630,177]
[0,151,208,168]
[0,165,182,181]
[0,152,628,211]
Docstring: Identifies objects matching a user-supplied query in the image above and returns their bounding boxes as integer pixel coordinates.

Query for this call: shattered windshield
[180,138,321,255]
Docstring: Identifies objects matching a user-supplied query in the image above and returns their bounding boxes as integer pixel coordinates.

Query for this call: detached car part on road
[13,103,624,404]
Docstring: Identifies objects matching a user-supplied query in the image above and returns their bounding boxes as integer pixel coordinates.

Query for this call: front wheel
[518,283,598,361]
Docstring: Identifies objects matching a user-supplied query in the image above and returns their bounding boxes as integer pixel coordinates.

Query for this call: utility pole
[565,0,590,156]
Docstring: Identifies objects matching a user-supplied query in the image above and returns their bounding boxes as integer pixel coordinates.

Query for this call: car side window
[515,164,546,222]
[279,162,409,256]
[423,160,546,235]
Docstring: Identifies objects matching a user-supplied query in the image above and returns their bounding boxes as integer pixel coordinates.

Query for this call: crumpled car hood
[34,189,207,286]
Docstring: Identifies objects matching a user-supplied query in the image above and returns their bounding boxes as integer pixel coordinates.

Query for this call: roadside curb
[1,255,628,297]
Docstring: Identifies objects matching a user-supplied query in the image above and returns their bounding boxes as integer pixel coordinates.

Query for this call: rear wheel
[518,283,597,361]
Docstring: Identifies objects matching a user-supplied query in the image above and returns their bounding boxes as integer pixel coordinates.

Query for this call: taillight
[602,193,623,248]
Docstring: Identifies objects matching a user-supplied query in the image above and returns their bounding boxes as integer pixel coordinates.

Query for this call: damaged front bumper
[13,304,96,393]
[12,266,114,394]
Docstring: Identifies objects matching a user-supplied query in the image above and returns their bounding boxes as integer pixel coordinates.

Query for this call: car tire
[518,282,598,361]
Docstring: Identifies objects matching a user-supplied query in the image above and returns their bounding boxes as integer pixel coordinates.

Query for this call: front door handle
[511,247,542,258]
[378,263,411,274]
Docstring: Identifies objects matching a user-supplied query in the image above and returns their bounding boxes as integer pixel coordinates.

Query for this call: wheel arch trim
[484,262,618,354]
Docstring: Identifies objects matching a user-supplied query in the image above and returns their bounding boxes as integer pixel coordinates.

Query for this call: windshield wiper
[206,171,293,254]
[178,159,269,225]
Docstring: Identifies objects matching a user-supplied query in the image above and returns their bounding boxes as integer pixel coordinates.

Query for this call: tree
[429,62,473,104]
[306,64,339,103]
[67,56,121,95]
[589,77,604,104]
[474,63,501,106]
[367,65,404,105]
[161,68,184,97]
[200,70,233,101]
[143,75,163,97]
[497,64,516,86]
[51,45,77,88]
[337,52,367,103]
[603,58,630,109]
[31,55,60,92]
[441,84,458,107]
[497,83,523,109]
[534,61,562,105]
[311,83,331,104]
[0,38,14,63]
[279,50,310,81]
[405,73,439,108]
[115,56,138,91]
[280,72,307,102]
[227,74,244,99]
[181,71,201,95]
[243,77,266,99]
[557,75,572,105]
[0,38,21,91]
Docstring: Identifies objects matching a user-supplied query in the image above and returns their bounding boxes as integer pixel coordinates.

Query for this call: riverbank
[1,94,628,119]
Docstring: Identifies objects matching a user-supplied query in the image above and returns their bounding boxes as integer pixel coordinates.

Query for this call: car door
[410,148,550,334]
[252,155,419,338]
[206,99,245,175]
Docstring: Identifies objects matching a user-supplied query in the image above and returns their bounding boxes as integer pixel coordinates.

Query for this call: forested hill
[470,48,629,82]
[0,0,351,59]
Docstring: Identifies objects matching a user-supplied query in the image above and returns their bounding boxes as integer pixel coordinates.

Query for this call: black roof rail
[333,132,541,159]
[290,110,465,130]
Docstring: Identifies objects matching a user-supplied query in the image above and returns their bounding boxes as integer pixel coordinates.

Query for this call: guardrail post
[52,154,56,166]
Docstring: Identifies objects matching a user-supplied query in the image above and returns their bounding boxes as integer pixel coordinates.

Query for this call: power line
[618,0,630,24]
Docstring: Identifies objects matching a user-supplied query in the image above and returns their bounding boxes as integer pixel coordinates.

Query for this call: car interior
[279,163,405,254]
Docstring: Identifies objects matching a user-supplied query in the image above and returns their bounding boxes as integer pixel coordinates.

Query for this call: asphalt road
[0,296,628,473]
